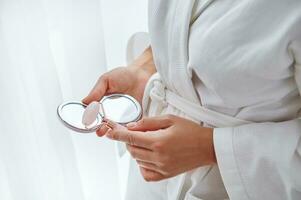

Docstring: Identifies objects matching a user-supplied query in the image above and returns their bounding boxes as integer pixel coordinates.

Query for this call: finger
[106,129,154,149]
[103,118,119,130]
[126,144,155,163]
[139,167,165,182]
[96,124,109,137]
[136,160,166,175]
[105,120,154,149]
[126,115,175,131]
[82,75,108,105]
[137,160,157,170]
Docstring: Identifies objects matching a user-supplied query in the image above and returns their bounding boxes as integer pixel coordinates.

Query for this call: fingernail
[104,119,116,129]
[127,122,137,128]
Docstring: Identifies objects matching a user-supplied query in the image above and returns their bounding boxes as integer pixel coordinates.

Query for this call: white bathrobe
[125,0,301,199]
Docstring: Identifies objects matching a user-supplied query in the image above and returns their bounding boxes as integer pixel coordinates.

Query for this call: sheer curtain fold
[0,1,87,200]
[0,0,111,199]
[0,0,148,199]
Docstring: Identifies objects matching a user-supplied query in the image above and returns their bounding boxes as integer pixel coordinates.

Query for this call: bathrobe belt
[116,73,251,158]
[143,73,251,127]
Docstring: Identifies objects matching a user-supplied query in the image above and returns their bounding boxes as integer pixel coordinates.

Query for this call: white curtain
[0,0,148,200]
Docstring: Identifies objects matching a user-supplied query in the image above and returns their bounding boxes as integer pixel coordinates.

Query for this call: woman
[83,0,301,199]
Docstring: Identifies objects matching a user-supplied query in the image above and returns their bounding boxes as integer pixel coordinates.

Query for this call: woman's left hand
[104,115,216,182]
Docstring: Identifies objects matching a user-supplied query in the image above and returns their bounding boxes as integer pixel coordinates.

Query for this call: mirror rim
[57,94,142,133]
[57,101,103,133]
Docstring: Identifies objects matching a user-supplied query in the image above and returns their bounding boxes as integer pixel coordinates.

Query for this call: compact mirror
[57,94,142,133]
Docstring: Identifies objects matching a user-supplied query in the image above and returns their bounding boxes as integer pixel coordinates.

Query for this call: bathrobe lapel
[165,0,215,105]
[166,0,199,104]
[161,1,216,199]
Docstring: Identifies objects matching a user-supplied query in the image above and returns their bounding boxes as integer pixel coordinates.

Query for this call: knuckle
[129,148,137,159]
[136,160,142,166]
[126,145,134,155]
[126,144,131,152]
[109,131,118,140]
[152,141,164,152]
[152,140,168,153]
[126,144,130,151]
[127,133,136,146]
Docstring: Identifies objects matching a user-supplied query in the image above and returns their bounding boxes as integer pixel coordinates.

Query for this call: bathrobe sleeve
[213,40,301,199]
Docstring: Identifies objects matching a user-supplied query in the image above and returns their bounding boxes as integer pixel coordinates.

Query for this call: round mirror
[100,94,142,124]
[57,94,142,133]
[57,102,103,133]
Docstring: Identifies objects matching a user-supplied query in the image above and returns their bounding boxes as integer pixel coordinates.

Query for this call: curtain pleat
[0,0,148,199]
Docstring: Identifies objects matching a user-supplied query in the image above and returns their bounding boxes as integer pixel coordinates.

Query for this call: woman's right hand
[82,47,156,136]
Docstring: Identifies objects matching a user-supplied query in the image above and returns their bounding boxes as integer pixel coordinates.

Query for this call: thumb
[82,76,108,105]
[126,116,174,131]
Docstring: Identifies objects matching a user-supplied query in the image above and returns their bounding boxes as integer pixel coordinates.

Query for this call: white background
[0,0,148,200]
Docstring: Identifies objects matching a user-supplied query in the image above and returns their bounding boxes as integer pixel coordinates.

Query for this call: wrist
[211,129,217,164]
[128,47,156,76]
[201,127,217,165]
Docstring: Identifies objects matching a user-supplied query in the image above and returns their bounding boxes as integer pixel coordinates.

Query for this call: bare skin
[82,47,156,136]
[83,47,155,105]
[83,47,216,182]
[105,116,216,182]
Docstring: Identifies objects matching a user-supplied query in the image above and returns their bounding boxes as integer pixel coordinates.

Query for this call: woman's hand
[83,66,149,104]
[83,47,156,136]
[104,115,216,182]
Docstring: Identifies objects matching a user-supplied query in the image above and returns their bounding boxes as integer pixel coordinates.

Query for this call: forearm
[129,46,157,77]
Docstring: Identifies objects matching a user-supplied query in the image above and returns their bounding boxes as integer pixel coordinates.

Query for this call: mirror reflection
[57,94,142,133]
[101,95,140,124]
[58,102,102,133]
